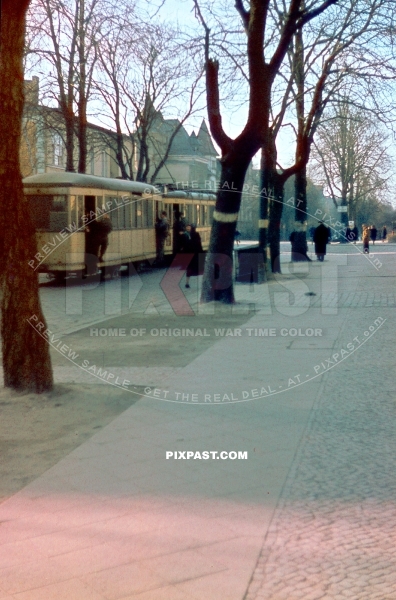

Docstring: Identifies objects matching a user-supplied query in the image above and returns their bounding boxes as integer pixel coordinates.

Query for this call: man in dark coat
[90,213,113,261]
[370,225,377,244]
[313,221,330,261]
[180,224,204,288]
[173,211,187,255]
[155,211,169,263]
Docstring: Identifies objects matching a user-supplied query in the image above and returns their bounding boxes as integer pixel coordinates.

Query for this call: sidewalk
[0,244,395,599]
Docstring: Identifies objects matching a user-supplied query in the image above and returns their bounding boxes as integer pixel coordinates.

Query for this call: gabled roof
[196,120,217,156]
[150,113,218,159]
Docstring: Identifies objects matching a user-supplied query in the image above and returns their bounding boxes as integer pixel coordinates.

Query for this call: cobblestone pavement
[38,244,396,336]
[244,248,396,599]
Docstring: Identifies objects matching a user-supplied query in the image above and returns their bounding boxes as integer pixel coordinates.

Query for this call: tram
[23,172,216,280]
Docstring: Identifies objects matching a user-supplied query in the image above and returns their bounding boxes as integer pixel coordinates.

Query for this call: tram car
[23,172,216,280]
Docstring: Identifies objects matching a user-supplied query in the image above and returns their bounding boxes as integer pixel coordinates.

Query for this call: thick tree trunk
[292,165,311,261]
[290,24,310,262]
[64,105,75,172]
[0,0,53,392]
[268,173,284,273]
[201,157,250,303]
[77,0,87,174]
[258,148,271,271]
[77,94,87,173]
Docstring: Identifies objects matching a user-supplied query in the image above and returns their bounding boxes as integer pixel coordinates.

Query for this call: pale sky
[157,0,296,168]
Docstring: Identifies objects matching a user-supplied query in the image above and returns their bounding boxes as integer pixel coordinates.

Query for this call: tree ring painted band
[213,211,239,223]
[258,219,269,228]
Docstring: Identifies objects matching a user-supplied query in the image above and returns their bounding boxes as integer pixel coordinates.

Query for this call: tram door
[84,195,97,273]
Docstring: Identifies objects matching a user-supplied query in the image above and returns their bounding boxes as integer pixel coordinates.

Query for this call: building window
[89,148,95,174]
[101,151,107,177]
[53,133,64,166]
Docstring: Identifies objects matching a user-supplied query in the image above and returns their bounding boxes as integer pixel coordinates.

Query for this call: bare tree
[309,101,393,228]
[194,0,337,303]
[93,17,204,182]
[0,0,53,392]
[263,0,396,269]
[26,0,105,171]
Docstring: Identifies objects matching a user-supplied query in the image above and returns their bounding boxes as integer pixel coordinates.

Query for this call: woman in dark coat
[313,221,330,261]
[181,224,204,288]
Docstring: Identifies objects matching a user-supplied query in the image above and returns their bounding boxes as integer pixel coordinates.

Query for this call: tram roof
[23,172,160,195]
[164,190,216,201]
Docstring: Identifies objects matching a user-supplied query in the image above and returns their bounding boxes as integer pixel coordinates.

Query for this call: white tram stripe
[258,219,269,228]
[213,210,239,223]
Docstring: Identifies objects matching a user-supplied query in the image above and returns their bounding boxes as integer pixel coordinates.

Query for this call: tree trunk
[77,0,87,174]
[200,156,250,303]
[292,165,311,260]
[268,173,284,273]
[291,23,310,262]
[64,104,75,172]
[0,0,53,392]
[258,147,271,271]
[77,94,87,173]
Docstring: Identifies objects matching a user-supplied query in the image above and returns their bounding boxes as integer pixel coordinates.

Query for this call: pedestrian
[313,221,330,261]
[181,224,204,288]
[95,213,113,261]
[85,212,113,274]
[370,225,377,244]
[173,210,187,255]
[362,225,370,253]
[155,211,169,263]
[382,225,387,242]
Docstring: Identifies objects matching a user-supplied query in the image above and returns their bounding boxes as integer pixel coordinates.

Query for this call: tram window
[52,195,67,212]
[105,196,119,229]
[123,199,132,229]
[136,200,142,228]
[203,205,208,226]
[29,194,69,231]
[70,195,77,224]
[141,201,147,227]
[29,195,52,230]
[77,195,84,226]
[147,200,154,227]
[119,202,126,229]
[50,196,68,230]
[131,199,137,227]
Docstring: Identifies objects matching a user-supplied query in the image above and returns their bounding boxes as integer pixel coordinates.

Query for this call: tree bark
[200,154,251,303]
[268,172,284,273]
[77,0,87,173]
[0,0,53,392]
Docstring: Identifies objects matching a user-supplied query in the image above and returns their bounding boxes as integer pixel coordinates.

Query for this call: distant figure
[313,221,330,261]
[234,229,241,245]
[370,225,377,244]
[173,210,187,254]
[182,224,204,288]
[362,225,370,253]
[382,225,387,242]
[309,226,316,243]
[155,211,169,263]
